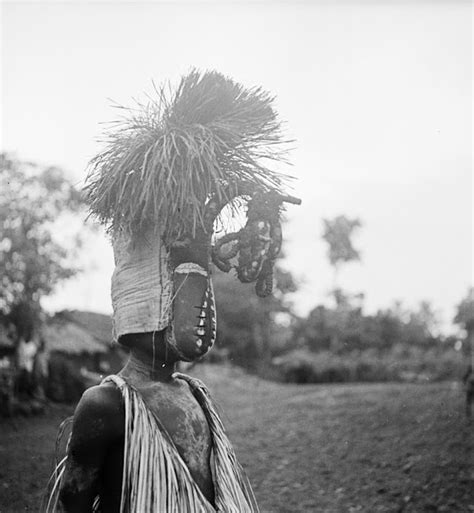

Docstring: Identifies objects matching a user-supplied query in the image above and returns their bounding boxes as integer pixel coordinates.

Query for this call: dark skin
[59,272,215,512]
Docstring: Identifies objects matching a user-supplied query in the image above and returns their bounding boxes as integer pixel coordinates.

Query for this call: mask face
[167,277,216,362]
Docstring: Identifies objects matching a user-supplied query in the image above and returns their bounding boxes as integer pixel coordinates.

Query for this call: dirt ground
[1,365,473,513]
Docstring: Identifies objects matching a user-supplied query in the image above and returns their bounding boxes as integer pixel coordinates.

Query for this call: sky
[1,0,472,332]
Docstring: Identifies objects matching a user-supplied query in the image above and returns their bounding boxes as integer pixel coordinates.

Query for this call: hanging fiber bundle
[84,69,293,242]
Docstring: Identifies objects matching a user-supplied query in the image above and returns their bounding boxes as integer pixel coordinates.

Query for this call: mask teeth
[196,339,203,348]
[196,327,206,337]
[202,300,208,309]
[198,318,205,327]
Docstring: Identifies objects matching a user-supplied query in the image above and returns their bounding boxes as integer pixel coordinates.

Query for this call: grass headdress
[84,69,292,242]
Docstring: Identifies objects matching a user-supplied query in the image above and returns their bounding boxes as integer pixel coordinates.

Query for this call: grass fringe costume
[84,68,292,243]
[43,69,299,512]
[44,374,258,513]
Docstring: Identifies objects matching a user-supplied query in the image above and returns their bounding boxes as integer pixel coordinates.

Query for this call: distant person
[32,338,49,401]
[17,336,37,398]
[462,364,474,418]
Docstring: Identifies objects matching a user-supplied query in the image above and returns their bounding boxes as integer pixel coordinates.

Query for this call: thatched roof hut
[43,310,113,356]
[60,310,113,346]
[43,322,106,355]
[43,311,123,402]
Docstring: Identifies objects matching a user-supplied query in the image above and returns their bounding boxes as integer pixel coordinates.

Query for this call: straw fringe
[113,374,216,512]
[41,417,75,513]
[84,69,293,242]
[43,374,258,512]
[175,373,259,513]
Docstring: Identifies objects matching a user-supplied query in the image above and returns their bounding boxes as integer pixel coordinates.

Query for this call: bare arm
[59,385,123,512]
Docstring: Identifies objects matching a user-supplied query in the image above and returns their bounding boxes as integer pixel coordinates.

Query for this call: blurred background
[1,1,473,512]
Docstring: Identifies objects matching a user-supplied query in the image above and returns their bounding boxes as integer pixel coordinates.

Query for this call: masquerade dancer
[44,70,300,513]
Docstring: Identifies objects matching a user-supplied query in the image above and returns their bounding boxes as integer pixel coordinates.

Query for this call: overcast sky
[1,0,472,331]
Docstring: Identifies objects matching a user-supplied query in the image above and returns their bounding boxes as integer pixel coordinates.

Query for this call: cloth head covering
[111,228,172,340]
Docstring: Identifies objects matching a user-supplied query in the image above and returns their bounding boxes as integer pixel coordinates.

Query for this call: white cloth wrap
[111,228,173,340]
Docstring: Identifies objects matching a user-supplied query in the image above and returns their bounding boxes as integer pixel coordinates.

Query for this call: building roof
[42,320,108,355]
[59,310,113,345]
[0,310,114,355]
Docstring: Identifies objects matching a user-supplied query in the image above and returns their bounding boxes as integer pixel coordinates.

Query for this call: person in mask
[55,224,258,513]
[44,69,298,513]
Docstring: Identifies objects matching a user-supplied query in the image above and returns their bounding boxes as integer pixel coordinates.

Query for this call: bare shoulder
[59,383,124,510]
[78,381,122,410]
[71,382,124,447]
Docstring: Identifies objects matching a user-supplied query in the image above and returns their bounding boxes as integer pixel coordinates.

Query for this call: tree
[293,290,367,354]
[0,154,83,342]
[322,215,362,293]
[212,263,297,374]
[321,215,362,350]
[454,287,474,366]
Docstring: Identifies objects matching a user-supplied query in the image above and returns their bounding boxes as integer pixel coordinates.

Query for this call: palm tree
[322,215,362,303]
[321,215,362,351]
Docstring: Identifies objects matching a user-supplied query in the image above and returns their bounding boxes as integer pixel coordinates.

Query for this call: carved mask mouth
[166,277,217,363]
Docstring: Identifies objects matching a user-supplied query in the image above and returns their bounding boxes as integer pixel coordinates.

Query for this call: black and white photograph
[1,1,472,512]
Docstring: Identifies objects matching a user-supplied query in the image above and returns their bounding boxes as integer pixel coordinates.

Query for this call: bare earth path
[1,365,473,513]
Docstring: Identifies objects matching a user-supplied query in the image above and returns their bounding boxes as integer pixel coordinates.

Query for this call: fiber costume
[45,374,257,513]
[43,70,300,512]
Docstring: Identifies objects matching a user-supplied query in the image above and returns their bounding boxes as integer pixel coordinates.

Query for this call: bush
[273,346,465,384]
